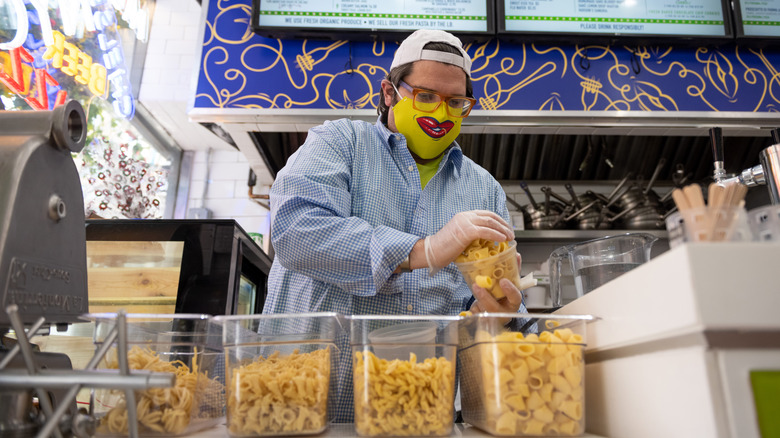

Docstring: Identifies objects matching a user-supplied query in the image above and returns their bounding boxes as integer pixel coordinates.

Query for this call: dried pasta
[227,348,330,436]
[97,346,224,435]
[460,325,585,436]
[353,350,455,436]
[455,239,519,299]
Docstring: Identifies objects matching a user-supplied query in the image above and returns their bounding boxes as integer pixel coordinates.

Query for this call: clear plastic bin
[458,313,593,436]
[665,206,753,248]
[454,240,521,299]
[350,315,460,437]
[87,313,225,436]
[747,204,780,242]
[213,313,342,437]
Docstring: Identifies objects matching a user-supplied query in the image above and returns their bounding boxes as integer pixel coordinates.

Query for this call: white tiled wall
[139,0,270,239]
[187,149,271,240]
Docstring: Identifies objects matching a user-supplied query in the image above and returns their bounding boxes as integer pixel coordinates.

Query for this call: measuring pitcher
[549,233,658,307]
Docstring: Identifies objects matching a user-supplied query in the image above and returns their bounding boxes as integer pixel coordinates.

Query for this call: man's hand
[425,210,514,275]
[468,253,524,313]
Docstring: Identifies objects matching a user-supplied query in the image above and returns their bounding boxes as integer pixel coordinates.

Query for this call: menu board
[500,0,731,38]
[253,0,492,36]
[735,0,780,37]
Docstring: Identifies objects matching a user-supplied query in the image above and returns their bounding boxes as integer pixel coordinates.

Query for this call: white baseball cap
[390,30,472,78]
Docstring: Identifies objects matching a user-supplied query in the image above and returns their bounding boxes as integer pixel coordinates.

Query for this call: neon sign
[0,0,147,118]
[0,46,66,110]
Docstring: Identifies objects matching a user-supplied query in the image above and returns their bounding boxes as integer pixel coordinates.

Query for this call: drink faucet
[710,127,780,204]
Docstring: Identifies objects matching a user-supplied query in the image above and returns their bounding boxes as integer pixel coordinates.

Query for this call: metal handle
[542,187,552,215]
[605,172,633,204]
[564,183,581,208]
[710,127,726,181]
[544,187,572,205]
[644,158,666,195]
[519,181,539,209]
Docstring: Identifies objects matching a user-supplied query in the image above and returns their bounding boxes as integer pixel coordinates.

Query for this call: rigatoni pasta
[459,322,585,436]
[455,239,520,299]
[226,348,330,436]
[353,350,455,436]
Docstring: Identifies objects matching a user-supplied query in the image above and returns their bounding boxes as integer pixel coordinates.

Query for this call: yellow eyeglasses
[393,81,476,118]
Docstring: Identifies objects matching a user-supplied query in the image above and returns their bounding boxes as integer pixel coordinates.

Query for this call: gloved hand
[424,210,514,275]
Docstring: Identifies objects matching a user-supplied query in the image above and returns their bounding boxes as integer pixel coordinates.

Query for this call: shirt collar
[375,116,399,150]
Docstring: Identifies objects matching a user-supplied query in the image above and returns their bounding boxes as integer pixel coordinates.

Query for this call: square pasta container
[458,313,594,436]
[350,315,460,437]
[213,312,343,437]
[87,313,225,436]
[454,240,521,299]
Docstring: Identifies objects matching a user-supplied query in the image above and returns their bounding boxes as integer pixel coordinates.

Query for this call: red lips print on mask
[416,117,455,139]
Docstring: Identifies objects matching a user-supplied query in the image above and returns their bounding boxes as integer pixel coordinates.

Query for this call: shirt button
[407,304,413,312]
[408,165,414,171]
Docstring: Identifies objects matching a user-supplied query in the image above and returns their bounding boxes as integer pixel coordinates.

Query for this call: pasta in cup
[350,315,459,437]
[214,313,342,437]
[87,313,226,437]
[455,240,522,299]
[458,313,593,436]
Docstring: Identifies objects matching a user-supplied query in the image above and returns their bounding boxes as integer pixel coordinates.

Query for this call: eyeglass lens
[398,81,473,117]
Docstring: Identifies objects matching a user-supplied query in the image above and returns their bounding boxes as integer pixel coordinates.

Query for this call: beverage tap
[710,127,727,182]
[709,127,780,205]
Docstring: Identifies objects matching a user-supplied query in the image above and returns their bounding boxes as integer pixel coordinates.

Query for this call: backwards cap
[390,30,472,78]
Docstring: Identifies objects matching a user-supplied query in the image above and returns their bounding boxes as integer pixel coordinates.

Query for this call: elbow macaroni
[353,350,455,436]
[459,322,585,436]
[226,348,331,436]
[455,239,519,299]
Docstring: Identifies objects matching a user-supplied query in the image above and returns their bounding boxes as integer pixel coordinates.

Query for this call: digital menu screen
[735,0,780,38]
[252,0,493,37]
[499,0,731,38]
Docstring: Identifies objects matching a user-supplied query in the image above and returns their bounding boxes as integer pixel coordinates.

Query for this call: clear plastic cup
[367,321,437,361]
[454,240,521,299]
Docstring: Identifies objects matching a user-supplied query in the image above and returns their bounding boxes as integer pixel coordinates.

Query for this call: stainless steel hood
[188,109,780,186]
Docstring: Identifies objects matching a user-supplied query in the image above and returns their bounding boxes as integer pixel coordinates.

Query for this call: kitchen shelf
[514,229,668,242]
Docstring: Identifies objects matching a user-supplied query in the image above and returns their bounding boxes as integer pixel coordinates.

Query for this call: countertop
[189,423,605,437]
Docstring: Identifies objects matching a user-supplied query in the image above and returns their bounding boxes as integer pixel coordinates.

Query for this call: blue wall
[194,0,780,113]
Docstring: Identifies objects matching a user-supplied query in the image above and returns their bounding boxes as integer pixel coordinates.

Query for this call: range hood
[189,109,780,187]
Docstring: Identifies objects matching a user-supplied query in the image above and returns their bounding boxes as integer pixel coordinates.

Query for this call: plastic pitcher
[549,233,658,307]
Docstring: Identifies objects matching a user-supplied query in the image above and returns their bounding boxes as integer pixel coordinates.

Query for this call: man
[264,29,526,422]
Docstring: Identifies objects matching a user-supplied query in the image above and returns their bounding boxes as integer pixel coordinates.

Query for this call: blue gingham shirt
[264,116,515,422]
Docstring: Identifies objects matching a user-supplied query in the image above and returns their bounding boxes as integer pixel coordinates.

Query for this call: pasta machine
[0,101,173,438]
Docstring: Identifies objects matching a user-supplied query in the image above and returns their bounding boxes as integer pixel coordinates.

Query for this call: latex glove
[424,210,514,275]
[470,252,524,313]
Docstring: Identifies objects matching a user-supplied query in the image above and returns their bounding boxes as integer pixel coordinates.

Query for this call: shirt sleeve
[270,121,418,297]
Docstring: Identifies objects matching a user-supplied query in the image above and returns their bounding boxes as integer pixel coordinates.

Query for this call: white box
[556,243,780,438]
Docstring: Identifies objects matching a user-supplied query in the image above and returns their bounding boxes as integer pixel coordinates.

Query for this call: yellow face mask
[392,96,462,160]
